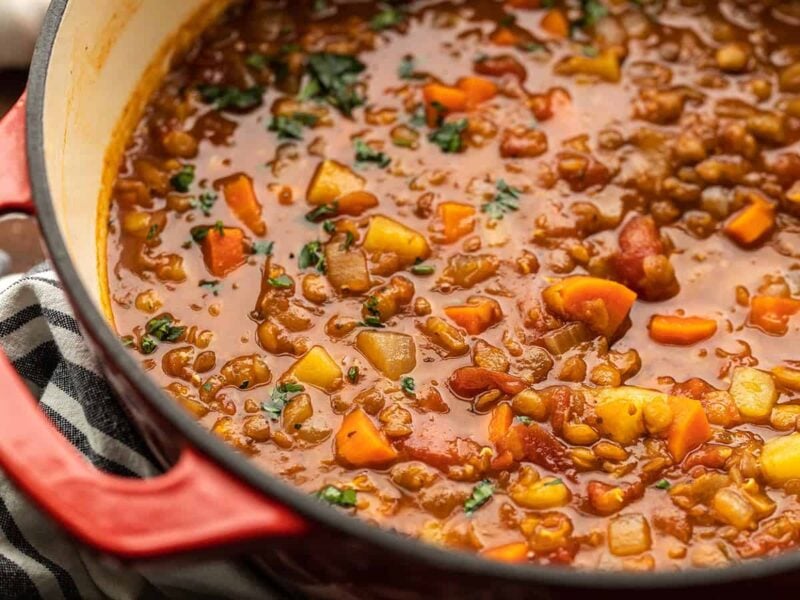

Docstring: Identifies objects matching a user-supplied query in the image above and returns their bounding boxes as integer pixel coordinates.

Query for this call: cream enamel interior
[40,0,231,316]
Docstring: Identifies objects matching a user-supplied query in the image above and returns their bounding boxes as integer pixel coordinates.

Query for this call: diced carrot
[648,315,718,346]
[540,9,569,38]
[488,403,514,444]
[337,190,379,216]
[749,295,800,335]
[457,76,498,108]
[423,83,468,126]
[335,407,398,467]
[542,276,637,338]
[437,201,476,243]
[221,173,267,236]
[444,297,502,334]
[666,396,712,462]
[201,227,246,277]
[490,26,520,46]
[724,198,775,246]
[480,542,529,563]
[490,449,515,471]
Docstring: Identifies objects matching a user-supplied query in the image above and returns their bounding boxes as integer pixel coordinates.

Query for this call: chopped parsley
[251,241,274,256]
[268,274,294,289]
[300,52,366,117]
[464,480,494,515]
[306,202,339,222]
[341,230,355,250]
[145,315,185,342]
[262,382,305,420]
[582,45,599,57]
[323,220,336,234]
[520,42,545,53]
[140,336,158,355]
[191,192,217,216]
[428,119,468,153]
[268,112,319,140]
[245,53,268,70]
[199,280,221,296]
[191,227,209,243]
[198,85,264,111]
[317,485,357,507]
[146,224,159,241]
[543,478,564,487]
[398,56,418,80]
[515,415,534,426]
[579,0,608,29]
[120,335,135,348]
[401,376,416,396]
[482,179,521,220]
[371,3,406,31]
[364,295,380,316]
[358,316,385,328]
[170,164,195,192]
[655,478,671,490]
[347,366,360,384]
[409,105,427,128]
[354,139,390,168]
[410,263,434,276]
[299,241,326,273]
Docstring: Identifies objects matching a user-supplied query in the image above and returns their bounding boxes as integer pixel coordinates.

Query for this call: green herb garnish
[146,224,159,241]
[464,480,494,515]
[354,139,390,168]
[120,336,135,348]
[371,3,406,31]
[317,485,357,507]
[191,192,217,216]
[140,336,158,355]
[251,241,274,256]
[306,202,339,223]
[198,85,264,111]
[245,53,268,70]
[364,295,380,316]
[580,0,608,29]
[482,179,521,220]
[347,366,360,384]
[146,315,185,342]
[409,104,426,128]
[268,112,319,140]
[299,240,326,273]
[262,382,306,420]
[300,52,366,117]
[398,56,418,80]
[199,280,221,296]
[543,478,564,487]
[655,479,671,490]
[323,220,336,234]
[410,264,434,276]
[515,415,533,425]
[401,376,416,396]
[428,119,468,153]
[170,165,195,192]
[358,316,385,328]
[191,226,210,243]
[268,274,293,289]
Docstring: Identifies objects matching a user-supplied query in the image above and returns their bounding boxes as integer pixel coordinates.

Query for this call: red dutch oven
[1,1,800,597]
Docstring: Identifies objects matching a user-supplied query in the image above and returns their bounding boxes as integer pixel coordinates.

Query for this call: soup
[104,0,800,570]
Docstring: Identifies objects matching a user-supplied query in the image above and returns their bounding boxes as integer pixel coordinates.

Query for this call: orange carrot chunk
[437,201,476,243]
[542,276,637,338]
[667,396,712,462]
[335,407,398,467]
[724,198,775,246]
[201,227,246,277]
[444,297,502,335]
[457,76,499,108]
[749,295,800,335]
[540,9,569,38]
[490,27,520,46]
[423,83,468,126]
[337,190,379,216]
[488,403,514,444]
[648,315,718,346]
[480,542,529,563]
[222,173,267,236]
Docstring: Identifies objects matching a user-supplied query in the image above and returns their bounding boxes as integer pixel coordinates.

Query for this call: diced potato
[608,513,652,557]
[730,366,777,422]
[593,387,664,445]
[307,159,365,206]
[554,49,622,83]
[356,331,416,379]
[772,366,800,392]
[761,433,800,484]
[712,487,755,530]
[283,346,343,392]
[510,469,571,509]
[363,216,431,263]
[770,405,800,431]
[325,238,371,294]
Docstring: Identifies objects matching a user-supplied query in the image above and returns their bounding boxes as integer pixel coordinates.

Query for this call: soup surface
[105,0,800,570]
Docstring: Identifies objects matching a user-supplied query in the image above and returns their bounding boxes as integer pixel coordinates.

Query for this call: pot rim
[25,0,800,589]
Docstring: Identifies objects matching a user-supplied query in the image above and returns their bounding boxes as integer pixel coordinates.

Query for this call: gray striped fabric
[0,267,287,600]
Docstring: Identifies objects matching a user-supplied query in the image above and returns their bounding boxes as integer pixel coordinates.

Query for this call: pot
[1,1,800,597]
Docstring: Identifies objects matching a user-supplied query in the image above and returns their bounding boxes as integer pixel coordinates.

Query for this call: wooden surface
[0,69,44,275]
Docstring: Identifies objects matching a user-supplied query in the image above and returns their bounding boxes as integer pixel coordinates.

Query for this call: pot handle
[0,95,308,558]
[0,92,35,216]
[0,350,307,559]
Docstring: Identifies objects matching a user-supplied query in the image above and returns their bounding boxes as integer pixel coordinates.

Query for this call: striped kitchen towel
[0,265,287,600]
